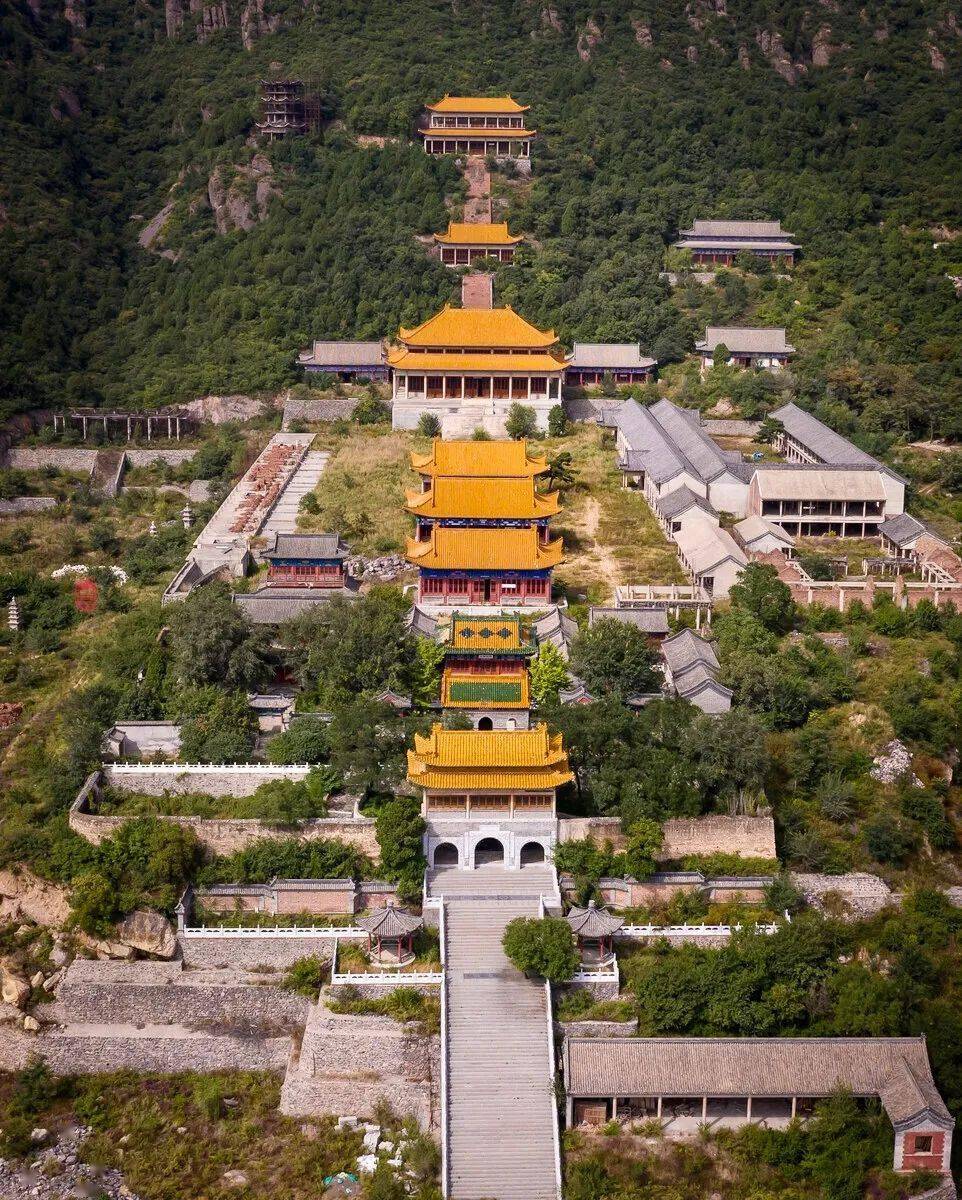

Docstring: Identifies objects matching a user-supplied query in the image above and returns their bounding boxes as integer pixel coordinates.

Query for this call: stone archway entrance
[433,842,459,868]
[519,841,546,867]
[477,716,494,731]
[474,837,505,867]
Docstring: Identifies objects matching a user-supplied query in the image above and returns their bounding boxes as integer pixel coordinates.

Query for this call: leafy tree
[727,563,796,634]
[570,618,659,700]
[622,818,663,879]
[502,916,579,982]
[410,636,445,708]
[166,583,271,690]
[505,403,538,440]
[201,836,371,885]
[544,450,574,490]
[375,794,426,903]
[530,641,570,706]
[353,390,391,425]
[176,688,257,763]
[547,405,569,437]
[265,719,330,764]
[325,699,409,798]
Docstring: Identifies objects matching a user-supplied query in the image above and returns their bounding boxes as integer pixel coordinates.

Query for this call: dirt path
[577,496,623,597]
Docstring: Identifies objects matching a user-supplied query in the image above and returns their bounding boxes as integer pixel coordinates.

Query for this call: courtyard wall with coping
[71,769,378,858]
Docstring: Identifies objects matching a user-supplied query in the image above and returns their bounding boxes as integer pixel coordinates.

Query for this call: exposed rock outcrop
[925,39,947,71]
[165,0,184,37]
[195,1,229,42]
[541,6,563,33]
[630,18,653,46]
[63,0,86,31]
[0,868,72,927]
[115,909,177,959]
[208,154,279,235]
[0,961,31,1009]
[576,16,602,61]
[811,25,838,66]
[755,28,805,84]
[240,0,280,49]
[738,43,751,69]
[686,44,699,62]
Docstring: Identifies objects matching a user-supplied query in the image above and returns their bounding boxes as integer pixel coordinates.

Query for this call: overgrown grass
[327,984,441,1034]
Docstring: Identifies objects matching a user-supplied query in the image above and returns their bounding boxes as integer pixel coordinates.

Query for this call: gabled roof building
[389,306,566,437]
[566,343,657,387]
[261,532,351,589]
[563,1037,952,1176]
[675,219,799,266]
[421,95,534,158]
[660,629,732,714]
[296,339,387,381]
[696,327,795,372]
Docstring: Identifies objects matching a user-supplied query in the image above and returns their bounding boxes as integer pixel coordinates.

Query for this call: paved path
[463,156,492,223]
[461,273,493,309]
[260,450,329,536]
[436,867,560,1200]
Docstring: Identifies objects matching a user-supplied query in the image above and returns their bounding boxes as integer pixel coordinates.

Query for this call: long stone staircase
[439,867,560,1200]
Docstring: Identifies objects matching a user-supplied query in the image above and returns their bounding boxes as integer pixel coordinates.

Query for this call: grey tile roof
[588,607,669,634]
[566,902,624,937]
[357,903,423,938]
[563,1037,953,1127]
[673,519,748,574]
[653,485,717,522]
[678,219,798,245]
[613,401,687,485]
[879,513,928,546]
[697,327,793,355]
[769,404,906,485]
[649,400,734,485]
[674,663,730,699]
[733,515,796,547]
[534,609,578,657]
[661,629,720,676]
[677,237,799,252]
[298,340,384,366]
[264,533,349,560]
[568,343,657,369]
[232,586,348,625]
[407,605,439,639]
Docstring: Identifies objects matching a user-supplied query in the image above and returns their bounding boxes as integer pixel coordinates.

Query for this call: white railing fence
[618,920,781,940]
[182,925,365,939]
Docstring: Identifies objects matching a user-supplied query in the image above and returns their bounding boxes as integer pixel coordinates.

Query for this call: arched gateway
[474,837,505,867]
[519,841,546,867]
[433,842,459,867]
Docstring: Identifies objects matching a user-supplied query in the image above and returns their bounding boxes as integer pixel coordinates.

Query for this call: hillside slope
[0,0,960,420]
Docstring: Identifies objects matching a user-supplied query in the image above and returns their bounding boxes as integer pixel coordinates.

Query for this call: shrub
[505,403,538,440]
[417,412,442,437]
[502,916,579,982]
[283,954,330,998]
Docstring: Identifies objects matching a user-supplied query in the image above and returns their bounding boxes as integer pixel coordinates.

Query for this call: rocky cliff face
[162,0,281,46]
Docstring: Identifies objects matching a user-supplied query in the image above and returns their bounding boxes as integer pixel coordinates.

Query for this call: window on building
[912,1135,934,1154]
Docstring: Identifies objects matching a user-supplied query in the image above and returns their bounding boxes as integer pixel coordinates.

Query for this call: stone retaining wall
[280,1004,440,1130]
[557,814,777,860]
[71,770,379,858]
[51,959,309,1031]
[3,447,99,473]
[179,933,341,969]
[105,763,315,796]
[557,1020,637,1038]
[327,980,441,1000]
[125,449,197,466]
[37,1030,291,1075]
[0,496,57,515]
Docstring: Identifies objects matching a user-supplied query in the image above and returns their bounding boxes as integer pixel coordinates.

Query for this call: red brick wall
[275,888,354,915]
[900,1129,946,1172]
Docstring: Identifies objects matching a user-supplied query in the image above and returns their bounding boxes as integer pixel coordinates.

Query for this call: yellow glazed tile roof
[426,95,529,113]
[397,305,557,349]
[406,525,563,571]
[407,722,572,790]
[441,665,531,709]
[388,350,565,373]
[434,222,524,246]
[419,128,536,139]
[411,439,549,478]
[449,612,531,651]
[405,477,560,520]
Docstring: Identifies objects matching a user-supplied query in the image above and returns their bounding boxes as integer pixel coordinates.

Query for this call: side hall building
[564,1036,953,1176]
[566,343,657,387]
[389,305,566,437]
[696,326,794,372]
[675,220,799,266]
[420,95,534,158]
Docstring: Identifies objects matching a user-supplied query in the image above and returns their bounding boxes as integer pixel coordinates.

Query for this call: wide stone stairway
[440,870,560,1200]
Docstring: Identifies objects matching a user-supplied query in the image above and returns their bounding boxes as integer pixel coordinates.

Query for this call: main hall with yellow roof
[390,304,565,437]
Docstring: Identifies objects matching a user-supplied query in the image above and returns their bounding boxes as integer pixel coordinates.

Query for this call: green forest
[1,0,960,444]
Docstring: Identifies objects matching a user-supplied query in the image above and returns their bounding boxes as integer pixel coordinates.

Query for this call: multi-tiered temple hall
[438,612,536,730]
[410,723,572,870]
[389,305,566,436]
[434,221,524,266]
[405,439,562,607]
[420,95,534,158]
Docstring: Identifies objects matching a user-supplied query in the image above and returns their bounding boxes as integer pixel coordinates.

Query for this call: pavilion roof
[447,612,535,654]
[410,438,549,478]
[407,722,572,791]
[357,903,423,939]
[441,664,530,708]
[566,901,624,938]
[426,95,529,113]
[434,222,524,246]
[397,305,557,349]
[405,525,563,572]
[388,350,565,373]
[405,477,559,521]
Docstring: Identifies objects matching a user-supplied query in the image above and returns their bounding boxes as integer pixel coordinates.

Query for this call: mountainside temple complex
[420,95,535,158]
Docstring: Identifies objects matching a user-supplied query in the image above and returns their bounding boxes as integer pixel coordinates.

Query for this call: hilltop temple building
[675,220,799,266]
[420,95,534,158]
[434,221,524,266]
[405,439,562,607]
[389,305,566,436]
[410,723,572,869]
